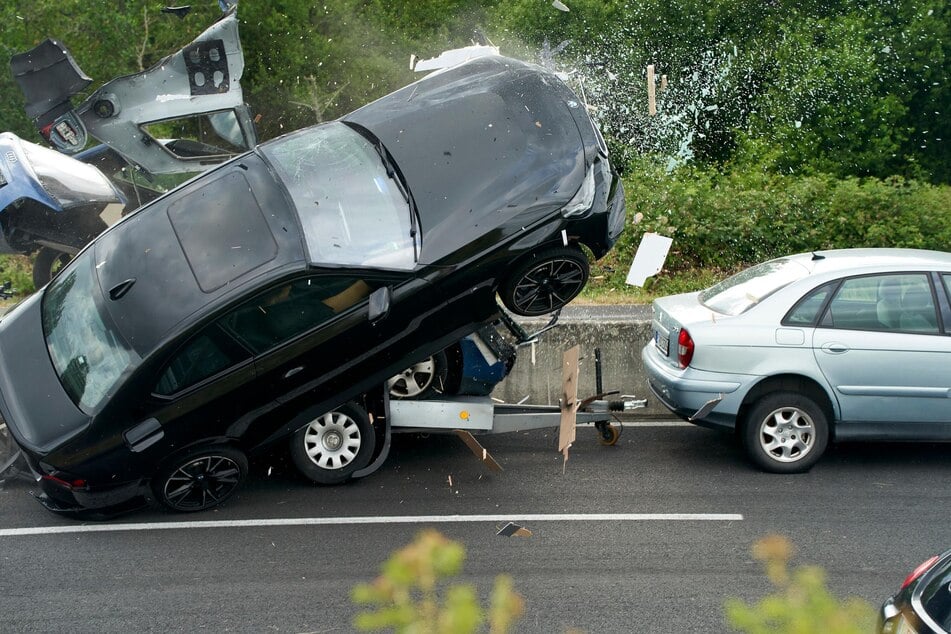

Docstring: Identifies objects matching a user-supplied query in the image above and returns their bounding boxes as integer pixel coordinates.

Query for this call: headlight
[561,164,596,218]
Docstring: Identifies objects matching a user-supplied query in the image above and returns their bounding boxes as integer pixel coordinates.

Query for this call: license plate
[654,331,669,356]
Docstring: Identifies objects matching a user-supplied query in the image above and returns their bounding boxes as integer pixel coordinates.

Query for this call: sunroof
[167,170,277,292]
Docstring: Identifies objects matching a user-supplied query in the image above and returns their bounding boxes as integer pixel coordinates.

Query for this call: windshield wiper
[371,139,419,260]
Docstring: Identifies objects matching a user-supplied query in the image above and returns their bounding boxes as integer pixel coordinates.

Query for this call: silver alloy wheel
[301,411,363,471]
[162,455,242,511]
[387,356,437,398]
[757,406,816,463]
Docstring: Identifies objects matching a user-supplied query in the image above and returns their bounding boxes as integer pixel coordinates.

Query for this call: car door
[811,272,951,428]
[220,272,418,446]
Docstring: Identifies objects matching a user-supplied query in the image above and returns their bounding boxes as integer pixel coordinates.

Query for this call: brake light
[677,328,694,368]
[41,474,87,489]
[901,555,939,590]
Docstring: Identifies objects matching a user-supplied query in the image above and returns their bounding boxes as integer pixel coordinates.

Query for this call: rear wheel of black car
[387,351,449,399]
[742,392,829,473]
[32,247,72,288]
[290,402,376,485]
[152,446,248,512]
[500,246,590,316]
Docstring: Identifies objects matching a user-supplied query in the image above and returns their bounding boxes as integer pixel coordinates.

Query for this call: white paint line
[0,513,742,537]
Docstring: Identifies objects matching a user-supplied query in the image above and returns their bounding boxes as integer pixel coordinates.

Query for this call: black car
[881,549,951,634]
[0,55,624,515]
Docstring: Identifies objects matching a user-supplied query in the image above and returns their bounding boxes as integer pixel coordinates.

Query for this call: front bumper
[641,343,747,431]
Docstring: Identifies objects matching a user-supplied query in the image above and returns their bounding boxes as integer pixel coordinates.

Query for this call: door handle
[820,342,849,354]
[283,366,305,379]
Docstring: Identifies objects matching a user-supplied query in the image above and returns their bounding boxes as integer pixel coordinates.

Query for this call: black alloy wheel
[152,446,248,512]
[501,246,590,316]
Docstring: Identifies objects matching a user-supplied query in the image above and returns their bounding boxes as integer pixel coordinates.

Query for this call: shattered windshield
[42,253,138,413]
[260,123,416,270]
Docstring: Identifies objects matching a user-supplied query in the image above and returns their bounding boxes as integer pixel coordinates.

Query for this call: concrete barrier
[494,304,672,419]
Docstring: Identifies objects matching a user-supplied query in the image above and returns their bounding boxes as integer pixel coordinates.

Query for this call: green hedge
[603,162,951,280]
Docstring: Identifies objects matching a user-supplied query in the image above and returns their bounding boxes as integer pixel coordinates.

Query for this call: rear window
[42,254,138,413]
[700,258,810,316]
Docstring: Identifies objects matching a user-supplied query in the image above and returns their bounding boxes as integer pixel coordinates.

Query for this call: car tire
[290,401,376,485]
[500,246,590,316]
[742,392,829,473]
[152,445,248,512]
[387,351,450,399]
[32,247,72,289]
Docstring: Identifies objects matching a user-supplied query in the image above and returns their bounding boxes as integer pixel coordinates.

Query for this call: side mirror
[368,286,391,324]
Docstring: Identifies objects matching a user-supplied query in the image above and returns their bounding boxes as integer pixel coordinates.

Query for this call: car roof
[92,155,306,356]
[786,248,951,276]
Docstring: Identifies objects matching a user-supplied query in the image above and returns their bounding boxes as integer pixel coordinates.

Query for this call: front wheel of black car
[742,392,829,474]
[500,246,590,316]
[152,446,248,512]
[290,402,376,485]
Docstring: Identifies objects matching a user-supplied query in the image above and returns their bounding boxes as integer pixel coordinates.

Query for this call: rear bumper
[641,343,746,431]
[21,452,148,518]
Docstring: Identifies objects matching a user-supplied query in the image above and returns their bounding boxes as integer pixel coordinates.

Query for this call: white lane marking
[0,513,742,537]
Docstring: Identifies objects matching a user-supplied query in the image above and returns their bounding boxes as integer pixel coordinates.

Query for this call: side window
[783,283,834,326]
[155,327,248,396]
[822,273,938,333]
[222,276,381,354]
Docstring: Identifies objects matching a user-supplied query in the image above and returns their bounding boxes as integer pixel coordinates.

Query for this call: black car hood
[344,56,589,265]
[0,293,89,453]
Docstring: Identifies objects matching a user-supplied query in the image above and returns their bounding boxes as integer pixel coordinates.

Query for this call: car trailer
[348,337,647,482]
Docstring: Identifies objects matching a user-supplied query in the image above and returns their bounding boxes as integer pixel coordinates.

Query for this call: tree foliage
[0,0,946,183]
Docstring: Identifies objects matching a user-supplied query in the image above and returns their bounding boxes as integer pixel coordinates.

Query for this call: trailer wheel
[597,423,621,446]
[33,247,72,288]
[290,402,376,485]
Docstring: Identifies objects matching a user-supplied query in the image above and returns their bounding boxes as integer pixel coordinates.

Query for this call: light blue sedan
[642,248,951,472]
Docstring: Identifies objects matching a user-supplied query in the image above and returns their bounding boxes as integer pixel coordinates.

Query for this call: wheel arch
[736,374,838,440]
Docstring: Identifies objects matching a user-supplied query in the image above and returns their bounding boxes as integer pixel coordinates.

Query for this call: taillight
[41,474,87,489]
[677,328,694,368]
[901,555,939,590]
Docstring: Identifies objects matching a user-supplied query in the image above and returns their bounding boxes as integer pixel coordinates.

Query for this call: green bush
[592,159,951,295]
[352,529,524,633]
[0,255,34,297]
[725,535,876,634]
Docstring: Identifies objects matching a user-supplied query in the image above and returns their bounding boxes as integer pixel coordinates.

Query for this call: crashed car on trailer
[0,53,625,516]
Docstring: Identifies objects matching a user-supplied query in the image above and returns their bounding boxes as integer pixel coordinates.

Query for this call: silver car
[642,248,951,473]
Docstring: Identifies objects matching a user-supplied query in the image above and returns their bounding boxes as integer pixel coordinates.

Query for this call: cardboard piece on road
[626,232,673,287]
[455,429,503,473]
[559,345,580,465]
[497,522,533,537]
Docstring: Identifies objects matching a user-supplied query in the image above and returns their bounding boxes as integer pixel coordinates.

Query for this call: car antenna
[811,252,825,261]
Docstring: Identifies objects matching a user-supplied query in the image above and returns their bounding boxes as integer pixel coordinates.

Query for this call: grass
[578,256,734,305]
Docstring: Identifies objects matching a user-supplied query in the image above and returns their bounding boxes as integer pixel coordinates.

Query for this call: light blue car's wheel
[743,392,829,473]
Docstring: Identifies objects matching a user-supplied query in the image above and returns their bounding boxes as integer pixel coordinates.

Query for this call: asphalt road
[1,423,949,633]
